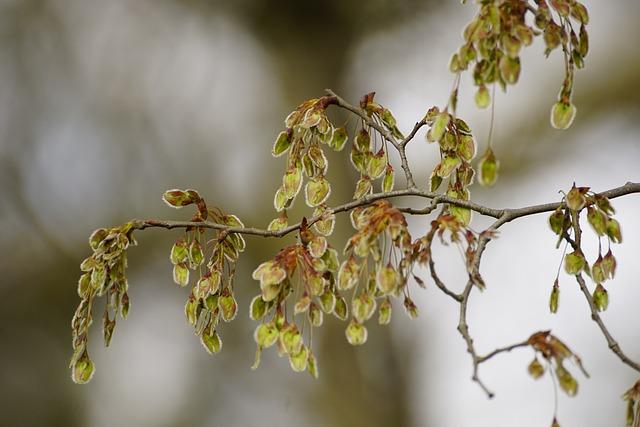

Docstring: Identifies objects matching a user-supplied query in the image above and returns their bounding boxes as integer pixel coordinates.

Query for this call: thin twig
[456,213,511,398]
[324,89,418,189]
[323,89,400,150]
[477,340,530,364]
[400,119,427,148]
[574,274,640,372]
[457,279,495,397]
[429,255,462,302]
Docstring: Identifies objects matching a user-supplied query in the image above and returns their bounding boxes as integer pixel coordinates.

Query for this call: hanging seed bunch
[164,190,246,356]
[70,222,137,384]
[272,96,342,215]
[547,184,621,314]
[250,218,339,377]
[526,331,588,397]
[623,380,640,427]
[252,200,414,376]
[352,92,401,196]
[425,108,477,225]
[349,126,394,199]
[340,200,415,342]
[454,0,589,130]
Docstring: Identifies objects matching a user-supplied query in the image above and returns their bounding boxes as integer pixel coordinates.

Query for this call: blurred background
[1,0,639,426]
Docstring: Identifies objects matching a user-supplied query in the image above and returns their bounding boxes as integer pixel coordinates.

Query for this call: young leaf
[308,145,327,171]
[499,55,521,84]
[89,228,108,250]
[551,101,577,130]
[308,303,323,327]
[602,250,617,279]
[345,320,368,346]
[549,280,560,313]
[378,298,392,325]
[475,85,490,109]
[313,207,335,237]
[283,167,303,199]
[528,358,545,379]
[201,328,223,354]
[274,187,289,212]
[170,238,189,265]
[319,291,336,313]
[352,292,376,323]
[162,189,199,208]
[188,239,204,268]
[305,177,331,207]
[308,235,328,258]
[301,109,322,129]
[294,294,311,315]
[254,323,279,348]
[376,264,399,295]
[431,112,451,142]
[184,297,198,325]
[367,150,387,179]
[272,130,292,157]
[555,365,578,396]
[307,351,319,379]
[403,296,419,319]
[250,296,268,321]
[478,147,499,187]
[382,165,394,193]
[381,109,404,139]
[337,257,361,291]
[458,135,476,161]
[334,296,348,320]
[353,177,373,199]
[330,127,348,151]
[436,156,461,179]
[593,284,609,312]
[606,218,622,243]
[566,185,586,211]
[102,312,116,347]
[219,292,238,322]
[279,324,303,355]
[71,351,95,384]
[429,171,443,192]
[587,207,607,236]
[591,257,606,284]
[564,251,586,275]
[355,129,371,152]
[173,263,190,287]
[268,212,288,232]
[289,346,309,372]
[548,208,566,235]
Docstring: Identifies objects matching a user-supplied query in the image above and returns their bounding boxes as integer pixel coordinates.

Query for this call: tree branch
[133,187,507,237]
[133,182,640,238]
[132,182,640,392]
[428,254,462,303]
